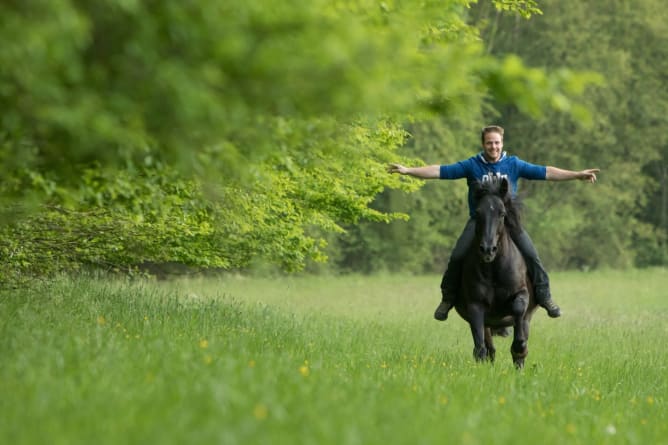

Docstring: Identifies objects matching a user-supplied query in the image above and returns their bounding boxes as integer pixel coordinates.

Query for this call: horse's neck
[496,232,522,265]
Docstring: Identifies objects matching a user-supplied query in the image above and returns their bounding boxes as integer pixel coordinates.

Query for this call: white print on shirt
[481,172,509,185]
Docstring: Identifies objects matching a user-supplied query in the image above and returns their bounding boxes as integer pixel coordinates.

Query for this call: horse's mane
[473,179,523,234]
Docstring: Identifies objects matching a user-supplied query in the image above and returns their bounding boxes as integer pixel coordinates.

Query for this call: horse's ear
[499,177,510,197]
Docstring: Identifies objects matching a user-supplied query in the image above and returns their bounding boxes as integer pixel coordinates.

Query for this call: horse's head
[473,178,511,263]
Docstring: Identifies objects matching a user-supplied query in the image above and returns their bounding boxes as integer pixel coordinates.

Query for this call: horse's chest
[468,265,522,301]
[472,281,514,302]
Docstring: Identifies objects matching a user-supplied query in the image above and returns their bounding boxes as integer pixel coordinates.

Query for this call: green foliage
[334,118,477,274]
[491,0,542,18]
[0,0,494,176]
[1,161,221,283]
[471,0,667,269]
[1,118,421,282]
[0,0,604,282]
[480,55,603,122]
[338,0,668,274]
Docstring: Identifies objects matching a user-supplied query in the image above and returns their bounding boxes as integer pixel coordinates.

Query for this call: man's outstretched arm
[387,163,441,179]
[546,167,600,183]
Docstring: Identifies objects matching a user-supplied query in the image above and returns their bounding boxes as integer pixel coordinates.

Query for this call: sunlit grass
[0,269,666,444]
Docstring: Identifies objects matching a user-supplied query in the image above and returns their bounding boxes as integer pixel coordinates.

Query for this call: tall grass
[1,269,666,444]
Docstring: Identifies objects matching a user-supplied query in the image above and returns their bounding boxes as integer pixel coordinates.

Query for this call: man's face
[482,131,503,163]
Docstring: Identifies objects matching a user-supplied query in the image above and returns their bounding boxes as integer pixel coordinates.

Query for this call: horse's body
[454,178,538,368]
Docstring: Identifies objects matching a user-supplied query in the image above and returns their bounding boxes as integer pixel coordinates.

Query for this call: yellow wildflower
[253,404,268,420]
[299,364,310,377]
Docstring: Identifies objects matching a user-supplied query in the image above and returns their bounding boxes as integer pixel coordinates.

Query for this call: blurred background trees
[470,0,667,269]
[1,0,664,284]
[335,0,667,274]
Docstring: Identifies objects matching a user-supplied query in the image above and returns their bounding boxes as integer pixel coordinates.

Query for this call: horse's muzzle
[480,244,498,263]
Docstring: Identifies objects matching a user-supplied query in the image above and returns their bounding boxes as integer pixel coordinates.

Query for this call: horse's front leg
[510,290,530,368]
[484,327,496,363]
[468,303,488,362]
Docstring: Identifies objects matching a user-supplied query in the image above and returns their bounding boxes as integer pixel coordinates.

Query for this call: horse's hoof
[543,300,561,318]
[473,347,488,362]
[434,301,453,321]
[547,308,561,318]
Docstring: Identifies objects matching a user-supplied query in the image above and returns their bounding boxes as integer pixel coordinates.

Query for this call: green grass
[1,269,666,444]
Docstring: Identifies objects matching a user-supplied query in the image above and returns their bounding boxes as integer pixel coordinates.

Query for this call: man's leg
[511,229,561,318]
[435,219,476,321]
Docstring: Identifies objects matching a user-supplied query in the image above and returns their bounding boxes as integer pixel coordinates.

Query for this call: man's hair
[481,125,504,144]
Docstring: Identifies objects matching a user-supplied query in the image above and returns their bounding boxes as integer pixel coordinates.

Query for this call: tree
[0,0,599,284]
[469,0,666,268]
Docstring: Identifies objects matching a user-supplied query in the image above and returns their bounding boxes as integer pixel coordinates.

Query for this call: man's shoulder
[501,153,522,162]
[499,154,532,168]
[442,155,478,168]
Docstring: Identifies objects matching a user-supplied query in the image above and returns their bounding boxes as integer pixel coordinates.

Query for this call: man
[388,125,599,321]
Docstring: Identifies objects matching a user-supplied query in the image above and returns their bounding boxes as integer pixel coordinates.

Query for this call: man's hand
[579,169,600,183]
[387,163,408,174]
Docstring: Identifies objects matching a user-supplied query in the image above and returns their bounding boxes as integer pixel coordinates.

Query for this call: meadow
[0,268,666,445]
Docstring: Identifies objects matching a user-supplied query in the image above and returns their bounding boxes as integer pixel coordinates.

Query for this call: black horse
[454,177,538,368]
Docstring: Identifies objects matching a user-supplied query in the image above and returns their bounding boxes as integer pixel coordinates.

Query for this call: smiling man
[388,125,599,321]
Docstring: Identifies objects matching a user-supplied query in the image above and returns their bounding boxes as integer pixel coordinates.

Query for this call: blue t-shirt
[439,151,546,217]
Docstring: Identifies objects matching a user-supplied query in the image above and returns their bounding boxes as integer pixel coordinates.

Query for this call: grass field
[1,269,666,444]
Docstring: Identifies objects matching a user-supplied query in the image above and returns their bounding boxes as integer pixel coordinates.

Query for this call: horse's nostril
[479,244,497,256]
